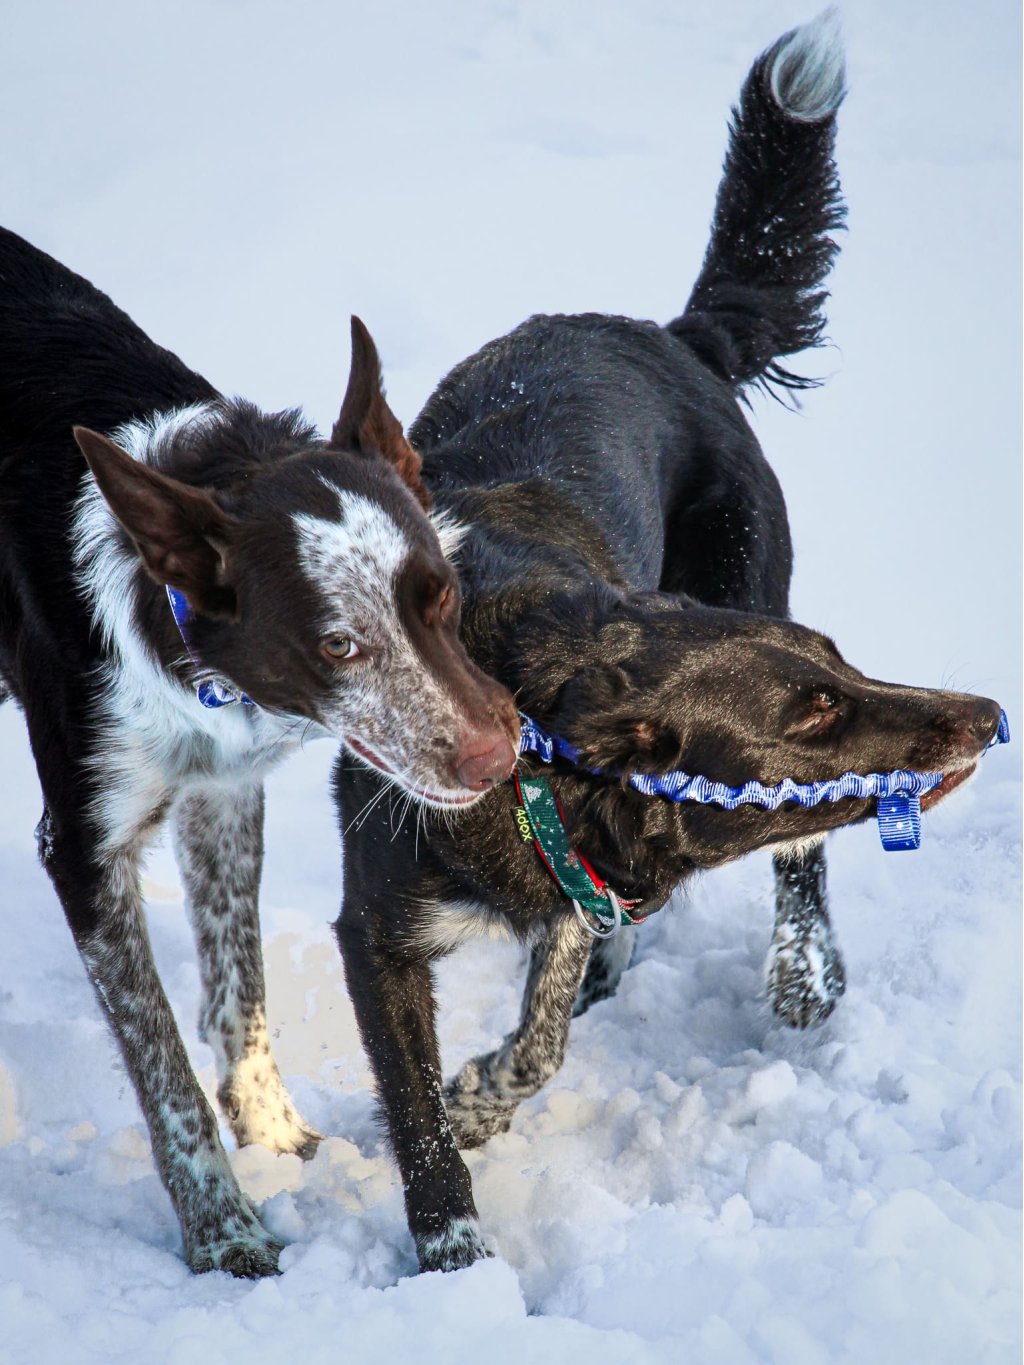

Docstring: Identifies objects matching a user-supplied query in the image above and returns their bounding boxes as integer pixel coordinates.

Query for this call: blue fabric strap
[874,792,922,852]
[517,710,1010,853]
[165,586,254,709]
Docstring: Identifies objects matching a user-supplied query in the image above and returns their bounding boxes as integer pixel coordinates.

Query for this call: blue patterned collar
[165,586,254,709]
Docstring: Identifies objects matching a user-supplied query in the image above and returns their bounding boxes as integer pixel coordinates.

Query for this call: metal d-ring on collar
[165,586,254,709]
[516,709,1010,855]
[583,887,625,940]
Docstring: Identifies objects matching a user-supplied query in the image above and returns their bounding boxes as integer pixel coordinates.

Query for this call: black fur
[332,20,1001,1273]
[669,21,846,396]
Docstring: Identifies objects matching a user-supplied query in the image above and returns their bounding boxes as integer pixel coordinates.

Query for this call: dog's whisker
[346,780,394,836]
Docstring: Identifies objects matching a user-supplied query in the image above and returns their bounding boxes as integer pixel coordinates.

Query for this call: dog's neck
[427,485,693,909]
[440,480,630,696]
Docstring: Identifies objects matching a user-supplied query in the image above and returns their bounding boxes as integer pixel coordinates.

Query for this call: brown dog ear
[329,316,431,510]
[73,426,239,618]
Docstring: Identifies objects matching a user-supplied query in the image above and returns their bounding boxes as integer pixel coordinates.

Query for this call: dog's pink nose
[455,737,517,792]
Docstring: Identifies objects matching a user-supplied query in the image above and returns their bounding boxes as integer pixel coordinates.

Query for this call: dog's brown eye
[322,636,361,662]
[790,690,841,736]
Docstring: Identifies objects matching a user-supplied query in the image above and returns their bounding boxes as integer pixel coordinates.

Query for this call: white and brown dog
[0,232,519,1276]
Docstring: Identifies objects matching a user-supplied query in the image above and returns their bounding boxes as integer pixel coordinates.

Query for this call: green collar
[512,770,647,938]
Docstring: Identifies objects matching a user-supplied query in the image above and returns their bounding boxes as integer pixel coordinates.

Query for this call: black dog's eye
[321,636,362,663]
[789,690,842,737]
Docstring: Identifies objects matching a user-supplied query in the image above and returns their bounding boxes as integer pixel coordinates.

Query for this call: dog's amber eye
[322,636,361,662]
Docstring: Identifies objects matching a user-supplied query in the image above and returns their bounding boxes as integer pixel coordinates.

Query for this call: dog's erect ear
[329,316,431,511]
[73,426,239,618]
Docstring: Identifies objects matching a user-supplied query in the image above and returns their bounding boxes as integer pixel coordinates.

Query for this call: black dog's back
[0,228,214,454]
[412,19,845,619]
[413,312,791,611]
[0,230,216,677]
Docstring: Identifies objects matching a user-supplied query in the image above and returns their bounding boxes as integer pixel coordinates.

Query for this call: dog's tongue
[919,765,976,812]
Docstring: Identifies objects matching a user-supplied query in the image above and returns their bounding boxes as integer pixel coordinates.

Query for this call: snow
[0,1,1019,1361]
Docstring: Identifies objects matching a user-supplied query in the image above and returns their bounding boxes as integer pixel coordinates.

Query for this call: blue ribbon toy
[163,579,1011,852]
[517,710,1010,852]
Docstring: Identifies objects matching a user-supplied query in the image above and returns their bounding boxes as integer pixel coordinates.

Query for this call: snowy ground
[0,2,1020,1362]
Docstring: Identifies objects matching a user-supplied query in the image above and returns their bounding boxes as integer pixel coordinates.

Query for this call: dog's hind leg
[34,775,281,1276]
[445,913,592,1148]
[173,782,322,1159]
[768,842,846,1028]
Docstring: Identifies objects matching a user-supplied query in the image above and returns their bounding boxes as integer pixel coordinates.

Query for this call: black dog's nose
[965,697,1002,746]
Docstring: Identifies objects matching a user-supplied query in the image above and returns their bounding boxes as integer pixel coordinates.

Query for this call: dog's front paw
[187,1217,283,1279]
[767,921,846,1028]
[444,1058,518,1149]
[445,1086,519,1149]
[416,1217,491,1273]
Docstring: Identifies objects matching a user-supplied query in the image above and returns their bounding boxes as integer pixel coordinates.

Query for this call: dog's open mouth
[919,764,977,812]
[344,735,482,807]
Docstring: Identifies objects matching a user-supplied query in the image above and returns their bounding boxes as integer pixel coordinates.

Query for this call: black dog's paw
[444,1061,519,1149]
[416,1218,492,1273]
[767,923,846,1029]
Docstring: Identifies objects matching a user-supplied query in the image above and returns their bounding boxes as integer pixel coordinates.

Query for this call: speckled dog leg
[445,913,591,1147]
[173,783,322,1159]
[768,843,846,1028]
[78,854,281,1276]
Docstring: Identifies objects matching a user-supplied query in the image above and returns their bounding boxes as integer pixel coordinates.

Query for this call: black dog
[0,237,518,1275]
[332,12,1002,1273]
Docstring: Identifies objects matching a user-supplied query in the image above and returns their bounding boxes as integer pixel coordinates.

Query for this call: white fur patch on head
[292,481,410,632]
[293,480,488,801]
[769,6,846,122]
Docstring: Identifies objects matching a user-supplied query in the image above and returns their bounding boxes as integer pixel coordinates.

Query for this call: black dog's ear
[551,664,686,776]
[329,316,431,511]
[74,426,239,619]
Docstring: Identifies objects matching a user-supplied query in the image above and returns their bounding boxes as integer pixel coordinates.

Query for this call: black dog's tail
[668,8,847,397]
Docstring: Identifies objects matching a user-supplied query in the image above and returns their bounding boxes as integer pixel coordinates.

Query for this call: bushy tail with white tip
[669,8,847,397]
